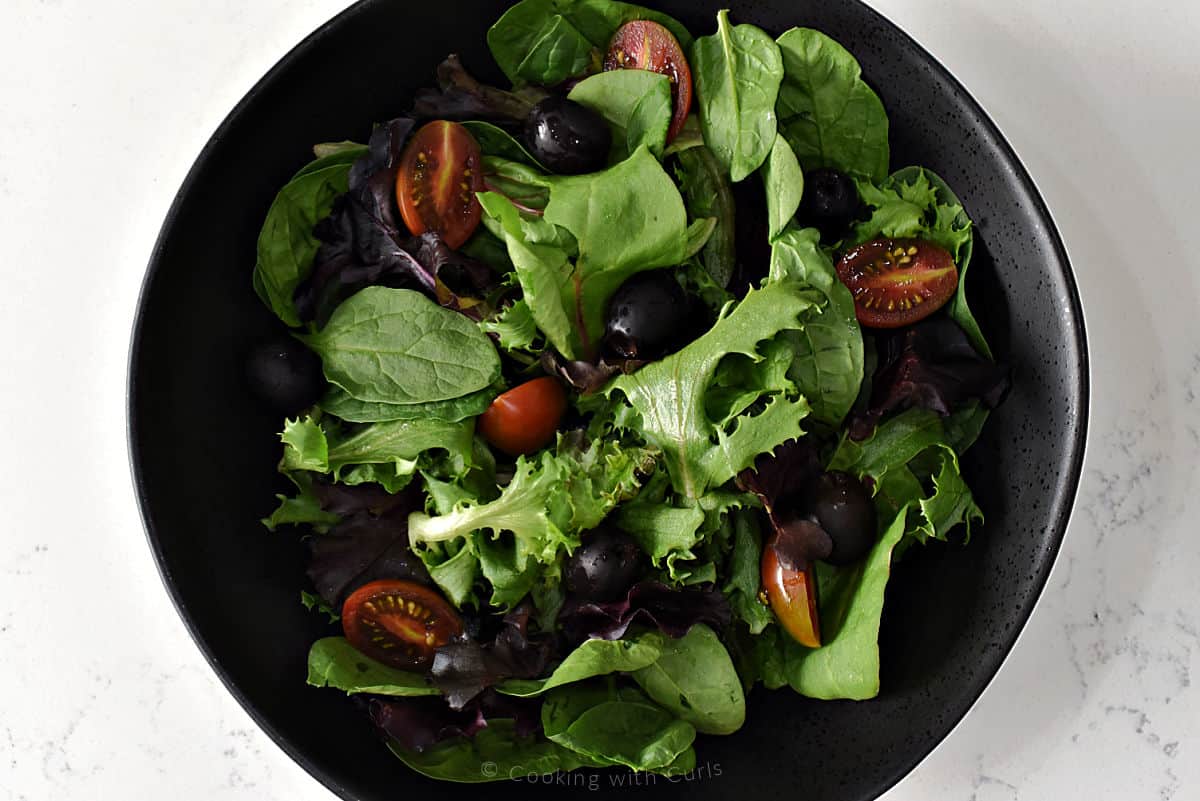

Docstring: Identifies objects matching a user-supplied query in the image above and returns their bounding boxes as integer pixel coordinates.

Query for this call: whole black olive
[604,271,694,361]
[803,471,877,565]
[244,335,324,414]
[796,168,861,242]
[524,97,611,175]
[565,527,644,602]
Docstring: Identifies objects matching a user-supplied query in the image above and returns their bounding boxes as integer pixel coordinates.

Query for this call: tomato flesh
[761,533,821,648]
[341,579,463,670]
[396,121,484,249]
[836,237,959,328]
[604,21,693,142]
[478,376,567,456]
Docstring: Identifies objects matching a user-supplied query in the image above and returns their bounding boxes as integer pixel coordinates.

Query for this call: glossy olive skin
[244,336,324,414]
[565,528,643,602]
[524,97,611,175]
[796,168,861,241]
[805,471,877,565]
[604,271,694,360]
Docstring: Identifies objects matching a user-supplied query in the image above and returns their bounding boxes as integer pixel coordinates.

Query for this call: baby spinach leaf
[253,147,366,326]
[487,0,693,87]
[675,145,737,287]
[497,631,666,697]
[567,70,673,160]
[632,624,746,734]
[301,287,501,405]
[761,134,804,241]
[542,682,696,771]
[775,28,889,182]
[608,280,816,498]
[321,385,497,424]
[689,10,784,182]
[306,637,439,697]
[388,719,591,782]
[770,226,863,427]
[780,506,908,699]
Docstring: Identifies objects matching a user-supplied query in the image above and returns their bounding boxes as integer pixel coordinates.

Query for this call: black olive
[565,527,644,602]
[803,471,877,566]
[244,335,324,414]
[604,271,696,361]
[524,97,611,175]
[796,168,861,242]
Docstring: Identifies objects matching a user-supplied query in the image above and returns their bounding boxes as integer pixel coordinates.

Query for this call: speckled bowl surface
[128,1,1088,799]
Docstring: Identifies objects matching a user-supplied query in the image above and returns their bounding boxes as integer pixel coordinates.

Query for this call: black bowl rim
[126,1,1090,799]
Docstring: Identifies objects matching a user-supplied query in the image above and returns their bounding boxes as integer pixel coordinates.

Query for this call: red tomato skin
[478,377,568,456]
[761,539,822,648]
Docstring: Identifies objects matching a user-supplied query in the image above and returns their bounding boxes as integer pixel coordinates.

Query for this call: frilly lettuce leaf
[607,279,817,499]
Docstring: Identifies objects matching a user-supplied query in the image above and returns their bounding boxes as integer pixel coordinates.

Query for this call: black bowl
[128,1,1088,799]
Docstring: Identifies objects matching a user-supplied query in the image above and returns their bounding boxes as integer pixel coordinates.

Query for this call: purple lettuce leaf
[849,316,1010,440]
[737,439,832,566]
[305,483,431,607]
[412,54,536,124]
[430,603,556,709]
[557,580,731,642]
[367,690,542,754]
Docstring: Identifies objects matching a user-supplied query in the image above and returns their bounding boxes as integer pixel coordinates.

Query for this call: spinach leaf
[280,414,475,493]
[462,120,543,168]
[487,0,693,87]
[723,509,773,634]
[542,682,696,771]
[780,506,908,699]
[608,279,816,498]
[761,134,804,241]
[301,287,501,405]
[388,719,592,782]
[568,70,673,160]
[306,637,439,697]
[632,624,745,734]
[675,145,736,287]
[689,10,784,182]
[321,385,497,424]
[484,147,689,359]
[497,631,666,696]
[775,28,889,182]
[253,147,366,326]
[770,226,864,427]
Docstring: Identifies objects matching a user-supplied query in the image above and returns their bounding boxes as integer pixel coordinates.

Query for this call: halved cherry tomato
[761,528,822,648]
[836,237,959,328]
[604,20,693,142]
[396,121,484,249]
[341,579,463,669]
[478,376,567,456]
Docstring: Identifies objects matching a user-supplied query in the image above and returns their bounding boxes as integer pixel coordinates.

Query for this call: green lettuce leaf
[252,146,367,326]
[775,28,889,182]
[723,508,773,634]
[631,624,745,735]
[480,299,540,354]
[608,279,817,498]
[497,631,666,697]
[567,70,673,160]
[769,226,864,427]
[761,134,804,241]
[689,10,785,181]
[487,0,693,87]
[306,637,440,697]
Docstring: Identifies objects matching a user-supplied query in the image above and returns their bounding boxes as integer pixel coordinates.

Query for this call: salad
[245,0,1010,783]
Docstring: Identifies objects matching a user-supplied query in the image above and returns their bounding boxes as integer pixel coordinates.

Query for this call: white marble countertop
[2,0,1197,798]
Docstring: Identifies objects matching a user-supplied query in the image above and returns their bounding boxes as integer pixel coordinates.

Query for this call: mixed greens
[246,0,1009,783]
